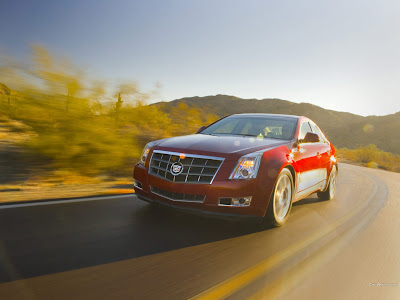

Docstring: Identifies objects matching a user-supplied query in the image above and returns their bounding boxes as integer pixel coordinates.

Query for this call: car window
[298,121,313,140]
[212,119,241,134]
[309,122,326,143]
[201,116,297,140]
[240,121,257,135]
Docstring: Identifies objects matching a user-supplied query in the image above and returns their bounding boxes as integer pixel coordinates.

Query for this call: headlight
[139,143,152,165]
[229,153,262,179]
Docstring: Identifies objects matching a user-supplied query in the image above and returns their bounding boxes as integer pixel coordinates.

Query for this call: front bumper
[133,163,273,218]
[135,194,262,222]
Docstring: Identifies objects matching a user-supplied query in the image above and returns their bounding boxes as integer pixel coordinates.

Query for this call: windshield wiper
[211,133,285,139]
[211,133,253,137]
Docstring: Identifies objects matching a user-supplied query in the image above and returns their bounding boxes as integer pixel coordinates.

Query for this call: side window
[309,122,325,143]
[298,122,312,140]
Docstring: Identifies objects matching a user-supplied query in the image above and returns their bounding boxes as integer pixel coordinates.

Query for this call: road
[0,163,399,299]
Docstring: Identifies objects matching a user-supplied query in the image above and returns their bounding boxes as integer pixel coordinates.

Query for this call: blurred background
[0,45,220,201]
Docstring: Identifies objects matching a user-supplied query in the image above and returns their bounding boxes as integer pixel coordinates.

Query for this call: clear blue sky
[1,0,399,116]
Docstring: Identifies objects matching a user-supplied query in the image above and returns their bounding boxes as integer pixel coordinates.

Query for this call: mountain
[153,95,400,155]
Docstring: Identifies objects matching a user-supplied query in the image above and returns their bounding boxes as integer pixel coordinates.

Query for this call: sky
[0,0,400,116]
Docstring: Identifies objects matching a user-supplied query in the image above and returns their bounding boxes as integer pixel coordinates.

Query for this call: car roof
[229,113,301,119]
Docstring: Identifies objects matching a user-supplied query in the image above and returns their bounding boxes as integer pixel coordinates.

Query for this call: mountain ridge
[153,94,400,155]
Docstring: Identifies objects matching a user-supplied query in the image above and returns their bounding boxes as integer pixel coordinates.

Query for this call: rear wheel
[264,168,294,227]
[317,165,337,201]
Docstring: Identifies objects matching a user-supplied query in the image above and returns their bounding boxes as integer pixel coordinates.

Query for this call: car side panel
[292,143,321,193]
[318,141,332,183]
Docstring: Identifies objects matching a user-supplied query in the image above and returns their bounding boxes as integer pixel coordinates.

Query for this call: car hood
[153,134,290,158]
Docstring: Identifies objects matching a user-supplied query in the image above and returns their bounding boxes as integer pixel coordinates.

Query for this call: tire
[317,165,337,201]
[264,168,294,227]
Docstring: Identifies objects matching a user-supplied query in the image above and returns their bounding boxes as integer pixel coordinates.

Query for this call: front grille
[150,186,205,202]
[149,150,224,184]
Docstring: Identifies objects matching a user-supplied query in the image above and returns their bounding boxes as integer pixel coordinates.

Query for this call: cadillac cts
[133,113,338,226]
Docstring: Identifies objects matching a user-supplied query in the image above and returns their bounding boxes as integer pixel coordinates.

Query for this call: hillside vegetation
[337,145,400,173]
[0,46,218,184]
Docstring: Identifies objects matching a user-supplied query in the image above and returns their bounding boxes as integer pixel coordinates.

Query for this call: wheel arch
[284,164,296,192]
[322,162,338,192]
[263,165,295,226]
[258,145,297,217]
[261,162,296,217]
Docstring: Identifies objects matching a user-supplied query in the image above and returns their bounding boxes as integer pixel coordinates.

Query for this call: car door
[292,121,321,194]
[309,122,331,186]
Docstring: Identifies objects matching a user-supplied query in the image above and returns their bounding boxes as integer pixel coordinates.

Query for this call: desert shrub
[338,145,400,172]
[0,46,219,176]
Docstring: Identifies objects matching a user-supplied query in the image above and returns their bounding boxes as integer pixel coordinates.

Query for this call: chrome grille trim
[149,150,224,184]
[150,186,206,203]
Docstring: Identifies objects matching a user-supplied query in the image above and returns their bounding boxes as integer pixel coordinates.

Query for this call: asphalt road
[0,163,399,299]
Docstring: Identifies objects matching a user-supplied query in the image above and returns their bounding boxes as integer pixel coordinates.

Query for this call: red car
[133,113,337,226]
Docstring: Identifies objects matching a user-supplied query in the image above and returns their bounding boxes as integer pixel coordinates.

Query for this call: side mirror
[303,132,320,143]
[196,126,207,133]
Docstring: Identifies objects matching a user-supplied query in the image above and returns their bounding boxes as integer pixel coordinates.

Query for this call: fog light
[134,179,142,189]
[232,197,251,206]
[218,196,252,207]
[219,198,232,206]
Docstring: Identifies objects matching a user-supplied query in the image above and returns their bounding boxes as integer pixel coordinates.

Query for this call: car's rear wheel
[317,165,337,201]
[264,168,294,227]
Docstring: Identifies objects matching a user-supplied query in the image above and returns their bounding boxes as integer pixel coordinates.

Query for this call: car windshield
[200,116,297,140]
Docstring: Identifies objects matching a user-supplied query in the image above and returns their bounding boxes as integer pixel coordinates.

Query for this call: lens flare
[363,123,374,134]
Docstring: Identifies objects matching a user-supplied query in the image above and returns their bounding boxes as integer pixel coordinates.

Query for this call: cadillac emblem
[170,162,183,175]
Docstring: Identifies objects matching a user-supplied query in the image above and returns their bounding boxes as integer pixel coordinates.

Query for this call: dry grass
[337,145,400,173]
[0,175,134,203]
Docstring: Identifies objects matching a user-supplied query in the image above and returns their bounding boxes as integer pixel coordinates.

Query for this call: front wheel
[264,168,294,227]
[317,165,337,201]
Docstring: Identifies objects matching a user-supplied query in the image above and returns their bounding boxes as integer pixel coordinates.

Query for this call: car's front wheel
[264,168,294,227]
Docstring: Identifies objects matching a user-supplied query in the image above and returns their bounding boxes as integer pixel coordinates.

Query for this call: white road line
[0,194,134,209]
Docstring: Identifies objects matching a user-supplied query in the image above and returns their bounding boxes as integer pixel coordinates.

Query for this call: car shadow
[292,195,330,207]
[1,192,339,283]
[0,197,268,283]
[129,202,267,254]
